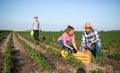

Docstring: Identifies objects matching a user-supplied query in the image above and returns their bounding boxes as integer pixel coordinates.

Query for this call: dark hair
[65,25,74,33]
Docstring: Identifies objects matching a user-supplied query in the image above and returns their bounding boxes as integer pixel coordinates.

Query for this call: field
[0,30,120,73]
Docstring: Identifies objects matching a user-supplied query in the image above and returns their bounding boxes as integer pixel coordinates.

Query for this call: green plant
[47,47,60,57]
[114,65,120,72]
[111,51,120,61]
[16,34,52,71]
[66,56,85,68]
[89,68,104,73]
[2,34,13,73]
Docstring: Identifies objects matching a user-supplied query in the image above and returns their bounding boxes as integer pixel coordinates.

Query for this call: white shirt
[32,20,40,30]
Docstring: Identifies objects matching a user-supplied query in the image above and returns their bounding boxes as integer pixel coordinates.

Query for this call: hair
[65,25,74,33]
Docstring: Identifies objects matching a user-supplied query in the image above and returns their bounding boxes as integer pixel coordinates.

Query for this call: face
[85,27,91,34]
[34,18,38,21]
[68,29,74,36]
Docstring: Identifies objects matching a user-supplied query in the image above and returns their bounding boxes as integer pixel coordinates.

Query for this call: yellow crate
[73,50,91,64]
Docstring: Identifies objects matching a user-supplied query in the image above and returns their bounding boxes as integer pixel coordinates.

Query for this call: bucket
[60,50,68,59]
[30,30,34,36]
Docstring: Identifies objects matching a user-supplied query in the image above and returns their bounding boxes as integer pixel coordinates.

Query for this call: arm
[63,39,73,50]
[88,30,99,47]
[71,35,78,50]
[81,33,86,51]
[62,33,74,50]
[91,39,97,44]
[64,44,73,50]
[88,39,97,48]
[38,22,40,31]
[73,44,77,50]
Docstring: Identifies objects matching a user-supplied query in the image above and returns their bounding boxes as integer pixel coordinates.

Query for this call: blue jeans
[79,41,101,61]
[58,40,72,53]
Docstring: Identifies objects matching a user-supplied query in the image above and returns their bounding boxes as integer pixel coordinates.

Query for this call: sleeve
[38,22,40,30]
[94,30,100,41]
[58,33,68,46]
[81,32,85,44]
[63,37,67,46]
[71,35,75,44]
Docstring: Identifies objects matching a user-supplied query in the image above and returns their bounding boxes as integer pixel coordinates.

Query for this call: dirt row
[0,32,116,73]
[38,37,107,73]
[17,32,113,73]
[16,33,80,73]
[11,32,44,73]
[0,33,11,73]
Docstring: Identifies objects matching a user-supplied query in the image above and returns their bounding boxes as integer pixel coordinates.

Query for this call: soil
[0,33,11,73]
[11,33,48,73]
[38,38,108,73]
[0,32,119,73]
[16,33,78,73]
[16,33,120,73]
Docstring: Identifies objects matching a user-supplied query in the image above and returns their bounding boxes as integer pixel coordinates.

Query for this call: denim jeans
[33,30,39,40]
[79,41,101,61]
[58,40,72,53]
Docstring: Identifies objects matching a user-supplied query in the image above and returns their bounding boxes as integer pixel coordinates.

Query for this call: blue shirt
[81,28,100,44]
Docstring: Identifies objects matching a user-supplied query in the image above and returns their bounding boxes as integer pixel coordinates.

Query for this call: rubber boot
[95,48,100,61]
[91,50,96,57]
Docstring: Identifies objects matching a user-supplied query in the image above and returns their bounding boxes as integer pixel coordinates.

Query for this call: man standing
[32,16,40,41]
[80,22,101,62]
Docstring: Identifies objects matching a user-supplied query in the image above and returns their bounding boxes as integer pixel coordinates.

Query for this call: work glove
[72,48,77,53]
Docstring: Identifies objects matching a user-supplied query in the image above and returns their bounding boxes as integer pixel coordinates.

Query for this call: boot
[95,48,100,61]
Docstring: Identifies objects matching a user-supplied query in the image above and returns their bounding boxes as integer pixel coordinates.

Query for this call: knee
[65,48,72,53]
[58,40,63,46]
[67,41,71,46]
[95,42,101,49]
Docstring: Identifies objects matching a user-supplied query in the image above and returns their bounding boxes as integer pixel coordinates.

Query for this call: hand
[82,48,86,52]
[88,43,91,48]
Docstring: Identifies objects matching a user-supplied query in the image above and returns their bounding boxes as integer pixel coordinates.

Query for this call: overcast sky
[0,0,120,31]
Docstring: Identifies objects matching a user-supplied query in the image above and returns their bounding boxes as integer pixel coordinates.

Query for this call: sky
[0,0,120,31]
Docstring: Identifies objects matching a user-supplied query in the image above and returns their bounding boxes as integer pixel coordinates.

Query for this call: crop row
[2,34,13,73]
[39,42,84,68]
[16,34,52,71]
[0,31,10,41]
[16,32,85,68]
[111,50,120,61]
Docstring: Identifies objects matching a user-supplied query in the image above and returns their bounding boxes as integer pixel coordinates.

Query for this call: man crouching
[80,22,101,63]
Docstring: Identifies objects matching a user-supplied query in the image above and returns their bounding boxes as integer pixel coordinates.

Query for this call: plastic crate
[73,50,91,64]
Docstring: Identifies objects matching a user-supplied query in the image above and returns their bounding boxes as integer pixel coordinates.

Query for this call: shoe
[94,61,100,65]
[37,39,40,41]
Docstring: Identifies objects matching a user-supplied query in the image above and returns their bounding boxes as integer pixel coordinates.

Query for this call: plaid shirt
[81,28,100,44]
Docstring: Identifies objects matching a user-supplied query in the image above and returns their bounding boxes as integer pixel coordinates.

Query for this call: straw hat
[85,22,92,28]
[34,16,38,19]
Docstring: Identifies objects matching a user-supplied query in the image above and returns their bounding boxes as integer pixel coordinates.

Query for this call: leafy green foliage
[0,31,10,42]
[47,47,61,57]
[111,50,120,61]
[16,31,120,71]
[2,34,13,73]
[89,68,104,73]
[66,56,85,68]
[17,35,52,71]
[114,65,120,72]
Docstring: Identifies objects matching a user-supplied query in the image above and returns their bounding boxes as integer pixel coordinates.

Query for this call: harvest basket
[73,50,91,64]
